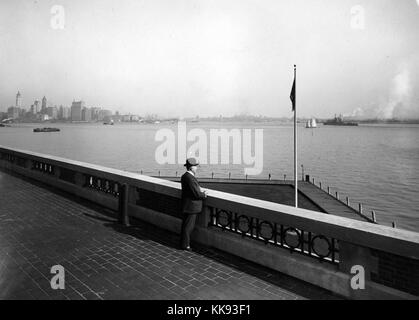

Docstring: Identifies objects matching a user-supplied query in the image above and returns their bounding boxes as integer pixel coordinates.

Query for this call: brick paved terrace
[0,171,342,300]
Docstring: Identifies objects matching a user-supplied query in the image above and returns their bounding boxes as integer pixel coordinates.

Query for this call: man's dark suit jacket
[181,172,206,214]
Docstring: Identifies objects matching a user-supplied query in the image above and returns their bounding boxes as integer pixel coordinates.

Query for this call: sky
[0,0,418,119]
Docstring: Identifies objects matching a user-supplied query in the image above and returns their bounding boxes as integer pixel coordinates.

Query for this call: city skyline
[0,90,119,114]
[2,90,123,122]
[1,0,419,119]
[2,89,123,112]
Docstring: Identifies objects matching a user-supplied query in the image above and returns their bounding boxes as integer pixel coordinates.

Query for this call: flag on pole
[291,65,297,208]
[290,76,296,112]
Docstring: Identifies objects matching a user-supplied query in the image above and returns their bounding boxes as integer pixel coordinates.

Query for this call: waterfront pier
[159,176,373,223]
[0,145,418,300]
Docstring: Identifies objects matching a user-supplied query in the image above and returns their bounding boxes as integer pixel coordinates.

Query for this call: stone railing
[0,145,418,300]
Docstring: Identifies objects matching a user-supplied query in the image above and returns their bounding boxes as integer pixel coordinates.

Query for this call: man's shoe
[184,246,192,251]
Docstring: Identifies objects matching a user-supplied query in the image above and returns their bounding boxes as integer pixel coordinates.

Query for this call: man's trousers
[180,213,197,249]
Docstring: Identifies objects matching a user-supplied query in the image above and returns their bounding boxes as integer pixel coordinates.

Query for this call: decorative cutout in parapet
[209,207,339,265]
[84,175,120,197]
[0,152,27,168]
[0,152,15,163]
[32,160,55,175]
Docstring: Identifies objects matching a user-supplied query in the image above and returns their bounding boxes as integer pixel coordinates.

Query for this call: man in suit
[180,158,207,251]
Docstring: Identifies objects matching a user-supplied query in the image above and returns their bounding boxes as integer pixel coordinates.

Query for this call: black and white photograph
[0,0,418,304]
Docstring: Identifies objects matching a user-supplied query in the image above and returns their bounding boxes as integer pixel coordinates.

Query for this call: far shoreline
[3,118,419,126]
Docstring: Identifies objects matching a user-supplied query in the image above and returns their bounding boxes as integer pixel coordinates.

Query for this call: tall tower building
[41,96,47,113]
[71,100,85,121]
[16,91,22,107]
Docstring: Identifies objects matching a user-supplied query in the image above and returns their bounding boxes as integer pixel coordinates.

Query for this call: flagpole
[294,64,298,208]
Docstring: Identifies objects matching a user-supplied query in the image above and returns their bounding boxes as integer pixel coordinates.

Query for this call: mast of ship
[290,65,298,207]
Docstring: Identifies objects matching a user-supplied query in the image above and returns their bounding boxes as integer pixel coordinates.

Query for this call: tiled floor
[0,170,342,300]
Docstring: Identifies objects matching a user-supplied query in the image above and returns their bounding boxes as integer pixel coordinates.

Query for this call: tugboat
[33,127,60,133]
[305,118,317,128]
[324,114,358,126]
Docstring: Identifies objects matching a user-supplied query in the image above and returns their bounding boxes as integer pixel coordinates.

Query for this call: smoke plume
[351,63,418,120]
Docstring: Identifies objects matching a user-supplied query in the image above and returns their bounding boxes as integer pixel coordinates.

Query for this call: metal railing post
[301,165,304,181]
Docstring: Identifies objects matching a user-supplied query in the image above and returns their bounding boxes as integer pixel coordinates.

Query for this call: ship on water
[33,127,60,133]
[324,114,358,126]
[305,118,317,128]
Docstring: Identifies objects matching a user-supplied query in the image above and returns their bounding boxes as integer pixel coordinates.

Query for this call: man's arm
[186,175,207,200]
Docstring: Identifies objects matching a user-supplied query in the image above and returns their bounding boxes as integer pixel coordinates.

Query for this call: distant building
[41,96,47,114]
[58,105,70,120]
[64,107,71,119]
[19,108,26,118]
[47,106,58,120]
[82,107,92,122]
[112,114,122,123]
[90,107,100,121]
[16,91,22,107]
[33,100,40,113]
[7,106,20,119]
[122,115,131,122]
[98,109,112,121]
[58,106,64,119]
[71,101,85,121]
[19,108,26,117]
[120,114,140,122]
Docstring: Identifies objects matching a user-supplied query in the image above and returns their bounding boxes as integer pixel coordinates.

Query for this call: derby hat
[184,158,200,167]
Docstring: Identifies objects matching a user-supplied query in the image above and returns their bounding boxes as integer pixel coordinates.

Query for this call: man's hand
[203,190,208,198]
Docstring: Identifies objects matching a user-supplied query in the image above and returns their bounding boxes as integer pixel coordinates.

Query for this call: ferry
[33,127,60,133]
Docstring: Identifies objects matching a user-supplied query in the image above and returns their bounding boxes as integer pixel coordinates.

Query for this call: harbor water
[1,121,418,232]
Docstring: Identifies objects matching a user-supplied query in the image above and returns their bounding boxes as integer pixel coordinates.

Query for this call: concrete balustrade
[0,145,418,300]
